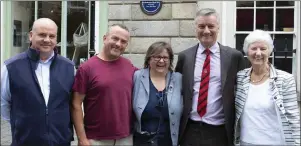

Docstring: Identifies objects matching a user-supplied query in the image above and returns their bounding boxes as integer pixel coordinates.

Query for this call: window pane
[12,1,35,54]
[235,34,248,55]
[236,9,254,31]
[236,1,254,7]
[256,9,273,31]
[70,1,86,7]
[276,9,294,31]
[274,58,292,73]
[67,1,90,67]
[256,1,274,7]
[276,1,294,7]
[274,34,293,56]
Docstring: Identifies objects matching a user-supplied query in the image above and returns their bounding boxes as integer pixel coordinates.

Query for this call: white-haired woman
[234,30,300,145]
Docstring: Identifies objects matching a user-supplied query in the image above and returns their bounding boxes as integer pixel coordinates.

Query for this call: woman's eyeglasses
[152,56,169,62]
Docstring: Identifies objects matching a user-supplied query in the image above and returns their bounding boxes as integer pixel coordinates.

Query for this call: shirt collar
[198,42,220,54]
[39,51,55,63]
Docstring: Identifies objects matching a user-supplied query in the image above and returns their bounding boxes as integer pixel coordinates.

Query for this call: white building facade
[1,1,300,101]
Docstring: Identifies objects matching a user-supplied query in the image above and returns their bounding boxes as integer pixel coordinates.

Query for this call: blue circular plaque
[140,1,163,15]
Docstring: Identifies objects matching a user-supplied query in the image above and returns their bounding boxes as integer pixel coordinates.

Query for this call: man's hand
[72,92,89,146]
[78,138,91,146]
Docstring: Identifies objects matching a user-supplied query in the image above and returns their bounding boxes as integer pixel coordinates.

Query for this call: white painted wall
[221,1,236,48]
[296,1,301,101]
[1,1,4,67]
[94,1,100,54]
[12,1,31,56]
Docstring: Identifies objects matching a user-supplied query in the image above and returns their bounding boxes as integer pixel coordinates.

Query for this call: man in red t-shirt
[72,24,137,146]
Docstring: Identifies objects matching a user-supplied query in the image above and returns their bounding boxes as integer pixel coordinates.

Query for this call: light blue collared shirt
[190,42,224,125]
[1,52,54,122]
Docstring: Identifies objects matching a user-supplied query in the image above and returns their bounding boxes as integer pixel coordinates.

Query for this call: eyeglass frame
[151,55,170,62]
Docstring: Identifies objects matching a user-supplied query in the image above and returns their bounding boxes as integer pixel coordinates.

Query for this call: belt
[189,119,224,127]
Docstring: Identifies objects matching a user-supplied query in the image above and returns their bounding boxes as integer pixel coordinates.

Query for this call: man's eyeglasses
[152,56,169,62]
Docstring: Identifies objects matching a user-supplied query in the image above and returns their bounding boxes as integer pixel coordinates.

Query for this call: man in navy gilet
[1,18,74,146]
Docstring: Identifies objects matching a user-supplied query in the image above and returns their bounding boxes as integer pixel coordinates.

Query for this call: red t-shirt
[72,56,136,140]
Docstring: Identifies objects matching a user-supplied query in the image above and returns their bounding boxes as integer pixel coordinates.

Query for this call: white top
[191,42,224,125]
[241,79,284,145]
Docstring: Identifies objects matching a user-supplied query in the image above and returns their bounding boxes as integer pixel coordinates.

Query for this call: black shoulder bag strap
[147,72,173,145]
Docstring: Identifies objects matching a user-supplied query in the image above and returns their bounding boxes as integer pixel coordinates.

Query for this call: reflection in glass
[276,9,294,32]
[256,1,274,7]
[236,1,254,7]
[235,34,248,55]
[67,1,90,67]
[274,34,293,56]
[11,1,35,54]
[13,20,22,47]
[274,58,292,73]
[276,1,295,7]
[256,9,273,31]
[236,9,254,31]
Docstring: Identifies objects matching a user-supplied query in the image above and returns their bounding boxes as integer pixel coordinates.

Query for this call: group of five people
[1,8,300,146]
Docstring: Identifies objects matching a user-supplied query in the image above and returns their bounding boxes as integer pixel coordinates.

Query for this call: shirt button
[171,112,174,115]
[274,97,277,99]
[172,133,176,135]
[172,122,175,125]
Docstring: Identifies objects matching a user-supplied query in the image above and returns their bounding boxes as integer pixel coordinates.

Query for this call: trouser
[89,134,133,146]
[181,120,228,146]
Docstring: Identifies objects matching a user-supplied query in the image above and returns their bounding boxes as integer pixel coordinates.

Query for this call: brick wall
[108,0,198,68]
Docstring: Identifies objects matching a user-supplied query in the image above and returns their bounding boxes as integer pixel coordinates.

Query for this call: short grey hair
[243,30,274,55]
[108,23,129,32]
[195,8,220,24]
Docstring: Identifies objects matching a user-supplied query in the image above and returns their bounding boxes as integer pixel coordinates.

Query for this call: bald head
[29,18,58,58]
[32,18,58,32]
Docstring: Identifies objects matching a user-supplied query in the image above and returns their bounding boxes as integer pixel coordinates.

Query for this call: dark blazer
[175,43,245,146]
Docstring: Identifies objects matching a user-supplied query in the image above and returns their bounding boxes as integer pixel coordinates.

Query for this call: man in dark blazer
[175,8,245,146]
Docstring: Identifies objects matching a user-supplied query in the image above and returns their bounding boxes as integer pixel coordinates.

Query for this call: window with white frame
[235,1,296,73]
